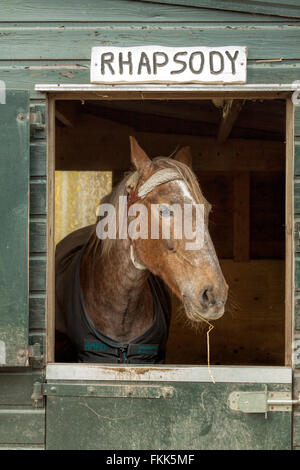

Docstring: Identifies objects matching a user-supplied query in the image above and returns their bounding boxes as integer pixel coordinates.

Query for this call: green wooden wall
[0,0,300,449]
[293,104,300,450]
[0,0,300,96]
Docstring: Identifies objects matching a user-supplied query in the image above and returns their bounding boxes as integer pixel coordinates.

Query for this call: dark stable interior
[55,98,286,365]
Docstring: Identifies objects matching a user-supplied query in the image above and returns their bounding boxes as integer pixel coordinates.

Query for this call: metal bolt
[163,389,173,399]
[50,386,56,393]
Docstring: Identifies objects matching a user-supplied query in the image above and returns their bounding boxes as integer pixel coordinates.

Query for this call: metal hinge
[30,109,45,130]
[28,343,44,368]
[16,343,44,367]
[30,105,46,139]
[42,383,175,399]
[228,390,300,416]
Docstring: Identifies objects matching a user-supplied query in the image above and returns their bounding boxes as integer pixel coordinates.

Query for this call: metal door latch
[31,381,44,408]
[228,390,300,414]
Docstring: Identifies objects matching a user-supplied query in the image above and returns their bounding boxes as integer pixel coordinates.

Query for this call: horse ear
[174,146,193,169]
[129,136,153,177]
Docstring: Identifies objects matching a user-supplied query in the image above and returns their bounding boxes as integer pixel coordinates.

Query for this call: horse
[55,137,228,363]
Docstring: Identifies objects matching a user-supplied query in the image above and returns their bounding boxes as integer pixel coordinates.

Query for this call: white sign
[91,45,247,84]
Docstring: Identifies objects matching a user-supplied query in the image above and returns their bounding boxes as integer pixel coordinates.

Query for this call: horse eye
[159,205,173,217]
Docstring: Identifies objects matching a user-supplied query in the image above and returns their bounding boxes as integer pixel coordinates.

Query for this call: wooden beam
[55,109,73,127]
[46,96,56,363]
[217,100,244,143]
[212,98,224,109]
[285,98,294,367]
[55,111,285,171]
[233,172,250,262]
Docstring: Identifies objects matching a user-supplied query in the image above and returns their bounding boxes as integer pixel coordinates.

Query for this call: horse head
[127,137,228,322]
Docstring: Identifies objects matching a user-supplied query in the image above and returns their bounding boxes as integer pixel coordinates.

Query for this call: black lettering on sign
[225,50,239,75]
[138,52,151,75]
[101,52,115,75]
[119,52,133,75]
[189,51,204,74]
[171,51,187,75]
[153,52,168,75]
[209,51,224,75]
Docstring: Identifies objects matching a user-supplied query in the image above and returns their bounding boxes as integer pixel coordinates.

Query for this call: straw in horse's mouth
[182,296,224,323]
[182,296,216,384]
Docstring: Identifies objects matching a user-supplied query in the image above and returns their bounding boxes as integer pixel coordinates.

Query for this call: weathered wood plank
[29,295,45,330]
[30,179,47,215]
[295,218,300,254]
[0,24,299,60]
[140,0,300,19]
[0,444,45,449]
[46,97,55,363]
[250,172,284,260]
[286,98,294,367]
[56,113,285,171]
[295,106,300,136]
[295,294,300,331]
[0,408,45,444]
[1,62,300,96]
[293,370,300,447]
[295,140,300,175]
[30,104,46,140]
[29,257,46,291]
[46,383,291,450]
[294,254,300,291]
[0,90,30,366]
[0,373,41,405]
[233,172,250,262]
[30,218,46,253]
[0,0,284,22]
[294,178,300,214]
[30,143,46,176]
[294,412,300,448]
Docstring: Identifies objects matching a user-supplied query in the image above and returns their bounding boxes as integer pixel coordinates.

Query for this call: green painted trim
[0,408,45,445]
[29,295,46,330]
[0,24,299,60]
[30,218,46,253]
[295,106,300,136]
[139,0,300,19]
[294,177,300,214]
[0,373,41,405]
[1,0,289,22]
[29,257,46,291]
[1,62,300,97]
[295,294,300,331]
[46,383,292,450]
[295,140,300,175]
[30,143,46,176]
[30,179,46,215]
[0,90,30,366]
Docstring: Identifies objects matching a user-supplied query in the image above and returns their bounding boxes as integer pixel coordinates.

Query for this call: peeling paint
[0,340,6,364]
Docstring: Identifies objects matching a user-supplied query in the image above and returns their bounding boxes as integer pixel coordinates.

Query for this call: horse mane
[85,156,205,260]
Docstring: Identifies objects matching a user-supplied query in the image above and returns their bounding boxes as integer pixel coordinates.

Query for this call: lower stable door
[44,364,292,450]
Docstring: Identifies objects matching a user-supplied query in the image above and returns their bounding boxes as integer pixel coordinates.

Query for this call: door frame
[38,83,295,372]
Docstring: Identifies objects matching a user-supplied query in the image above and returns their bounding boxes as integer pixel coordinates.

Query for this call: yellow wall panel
[55,171,112,245]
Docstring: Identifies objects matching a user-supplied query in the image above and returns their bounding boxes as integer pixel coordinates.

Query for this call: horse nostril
[200,286,215,308]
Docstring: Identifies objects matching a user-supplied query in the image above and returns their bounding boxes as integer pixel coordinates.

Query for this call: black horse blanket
[55,226,171,364]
